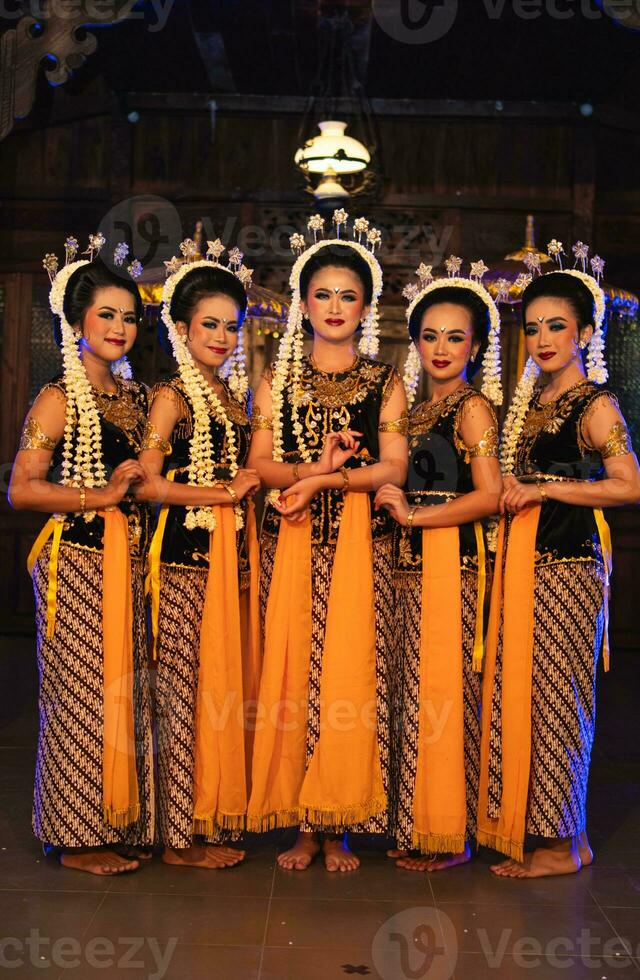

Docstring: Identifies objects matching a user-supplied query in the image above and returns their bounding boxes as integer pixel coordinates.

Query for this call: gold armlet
[140,422,172,456]
[19,417,56,451]
[339,466,350,491]
[292,462,300,482]
[536,482,548,504]
[79,487,86,513]
[378,413,409,435]
[464,426,499,460]
[601,421,633,459]
[251,404,273,432]
[406,505,418,528]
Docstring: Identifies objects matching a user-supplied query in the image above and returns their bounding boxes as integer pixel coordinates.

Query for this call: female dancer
[246,212,408,872]
[478,242,640,877]
[376,259,503,872]
[9,238,154,875]
[136,241,260,870]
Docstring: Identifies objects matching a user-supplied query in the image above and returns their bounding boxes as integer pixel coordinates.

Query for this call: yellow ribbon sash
[593,507,613,672]
[477,507,540,862]
[298,492,386,828]
[145,469,176,659]
[247,503,313,831]
[27,518,64,638]
[412,525,466,854]
[192,503,248,834]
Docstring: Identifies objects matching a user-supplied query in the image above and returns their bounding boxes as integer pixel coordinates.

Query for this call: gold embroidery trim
[20,417,57,451]
[141,421,172,455]
[601,421,632,459]
[457,425,499,462]
[378,413,409,435]
[251,404,273,432]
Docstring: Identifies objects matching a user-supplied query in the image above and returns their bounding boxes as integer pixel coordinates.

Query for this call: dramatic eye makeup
[201,317,238,333]
[313,288,358,302]
[97,306,137,324]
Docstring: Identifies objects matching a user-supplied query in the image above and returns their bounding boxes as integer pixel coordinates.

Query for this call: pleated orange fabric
[477,507,541,862]
[192,504,247,834]
[411,525,466,853]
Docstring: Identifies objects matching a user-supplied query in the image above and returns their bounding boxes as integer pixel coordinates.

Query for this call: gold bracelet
[406,505,418,528]
[292,462,300,483]
[224,484,239,505]
[537,482,548,503]
[339,466,350,491]
[79,486,86,513]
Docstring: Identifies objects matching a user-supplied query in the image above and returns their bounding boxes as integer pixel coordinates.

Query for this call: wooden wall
[1,96,639,641]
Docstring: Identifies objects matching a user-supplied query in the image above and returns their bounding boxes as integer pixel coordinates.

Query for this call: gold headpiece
[500,239,608,474]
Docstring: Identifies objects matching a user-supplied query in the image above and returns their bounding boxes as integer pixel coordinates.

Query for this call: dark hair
[408,286,490,377]
[56,258,143,345]
[169,266,248,326]
[299,244,374,305]
[521,272,598,333]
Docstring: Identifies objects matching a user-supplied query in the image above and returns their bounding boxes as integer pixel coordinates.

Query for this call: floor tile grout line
[256,848,278,980]
[589,886,640,971]
[52,888,111,980]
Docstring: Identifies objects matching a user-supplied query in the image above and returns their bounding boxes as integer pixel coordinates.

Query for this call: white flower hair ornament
[43,236,143,519]
[400,257,503,409]
[500,239,608,475]
[269,210,384,473]
[160,238,253,532]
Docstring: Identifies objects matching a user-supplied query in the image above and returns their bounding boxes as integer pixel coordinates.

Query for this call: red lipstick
[538,352,556,361]
[325,318,345,326]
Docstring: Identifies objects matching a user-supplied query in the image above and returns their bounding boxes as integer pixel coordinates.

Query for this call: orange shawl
[192,503,250,834]
[247,491,385,830]
[411,525,466,853]
[476,508,540,862]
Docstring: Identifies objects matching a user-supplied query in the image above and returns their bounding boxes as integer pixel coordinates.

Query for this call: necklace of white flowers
[160,240,253,532]
[43,236,143,521]
[500,240,607,475]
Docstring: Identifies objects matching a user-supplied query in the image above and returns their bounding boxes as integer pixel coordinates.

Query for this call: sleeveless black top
[396,385,497,575]
[513,380,618,565]
[44,375,150,560]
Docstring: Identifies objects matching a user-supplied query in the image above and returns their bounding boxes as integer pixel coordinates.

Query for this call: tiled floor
[1,634,640,979]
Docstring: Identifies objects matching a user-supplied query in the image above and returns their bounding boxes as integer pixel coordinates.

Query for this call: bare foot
[60,849,140,876]
[490,841,581,878]
[277,832,321,871]
[115,846,153,861]
[162,844,245,869]
[386,848,408,859]
[397,842,472,872]
[577,831,593,867]
[323,836,360,873]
